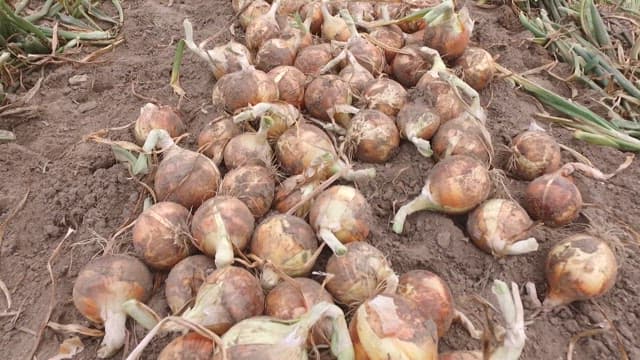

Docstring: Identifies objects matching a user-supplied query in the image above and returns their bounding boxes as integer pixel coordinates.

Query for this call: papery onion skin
[510,130,562,181]
[197,117,242,166]
[362,78,407,117]
[396,101,441,141]
[304,75,352,126]
[416,72,465,123]
[223,131,273,170]
[132,201,192,270]
[431,115,493,165]
[165,255,215,315]
[422,7,472,60]
[219,165,275,218]
[340,62,375,96]
[268,66,306,108]
[391,45,431,88]
[544,234,617,309]
[256,38,298,72]
[238,0,269,29]
[427,155,491,213]
[245,0,281,51]
[438,351,483,360]
[294,43,334,76]
[134,103,186,145]
[369,26,404,64]
[321,1,351,42]
[158,332,214,360]
[209,41,254,80]
[300,2,323,35]
[525,173,582,227]
[404,29,426,47]
[397,270,455,337]
[455,47,495,90]
[276,123,337,177]
[348,37,386,76]
[213,68,279,113]
[348,109,400,163]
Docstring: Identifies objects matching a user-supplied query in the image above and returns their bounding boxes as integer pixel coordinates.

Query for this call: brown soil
[1,0,639,359]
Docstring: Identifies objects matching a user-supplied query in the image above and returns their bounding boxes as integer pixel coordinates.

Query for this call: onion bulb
[273,174,321,217]
[337,10,386,76]
[219,165,275,218]
[251,214,319,289]
[439,351,483,360]
[370,26,405,64]
[350,294,438,360]
[238,0,270,29]
[325,242,398,306]
[543,234,617,309]
[339,51,375,95]
[268,65,306,107]
[165,255,215,315]
[455,47,495,90]
[391,45,432,88]
[223,117,274,169]
[304,74,353,127]
[197,116,242,166]
[396,270,454,337]
[396,101,441,157]
[309,185,372,255]
[346,109,400,163]
[294,43,334,76]
[233,101,300,141]
[348,2,375,22]
[132,201,192,270]
[422,0,473,60]
[300,1,323,35]
[191,196,255,268]
[134,103,185,145]
[212,60,278,113]
[392,155,491,234]
[255,37,298,72]
[321,0,351,41]
[431,114,493,164]
[246,0,281,51]
[72,255,153,358]
[362,77,407,117]
[467,199,538,257]
[158,333,214,360]
[509,128,561,181]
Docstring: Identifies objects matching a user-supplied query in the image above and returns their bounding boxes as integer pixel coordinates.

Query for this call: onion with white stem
[294,43,335,76]
[255,17,312,72]
[304,74,353,127]
[212,58,278,113]
[348,2,375,22]
[134,103,185,145]
[158,332,214,360]
[245,0,281,51]
[144,129,221,210]
[338,9,386,76]
[543,234,618,309]
[391,45,435,88]
[404,28,427,46]
[132,201,192,270]
[339,51,375,96]
[509,126,561,181]
[467,199,538,257]
[72,255,153,358]
[431,115,493,164]
[214,302,354,359]
[191,196,255,268]
[392,155,491,234]
[362,77,407,117]
[396,101,441,157]
[421,0,473,60]
[346,109,400,163]
[233,101,300,141]
[219,165,275,218]
[223,117,274,169]
[268,66,306,107]
[416,48,465,123]
[197,116,242,166]
[165,255,215,315]
[250,214,320,289]
[273,174,321,217]
[350,294,438,359]
[277,0,307,16]
[455,47,495,91]
[321,0,350,41]
[300,1,323,35]
[325,242,398,306]
[238,1,270,29]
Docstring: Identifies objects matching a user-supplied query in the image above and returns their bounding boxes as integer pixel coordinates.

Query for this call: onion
[256,38,298,72]
[273,174,321,217]
[191,196,255,268]
[431,114,493,164]
[294,43,334,76]
[246,0,281,51]
[219,165,275,218]
[238,1,270,29]
[181,266,265,334]
[362,77,407,117]
[369,26,405,64]
[348,2,375,22]
[396,101,441,157]
[158,333,214,360]
[467,199,538,257]
[223,118,274,169]
[277,0,307,16]
[251,214,319,289]
[268,66,306,107]
[233,102,300,141]
[321,0,351,41]
[300,1,323,35]
[132,201,192,270]
[325,242,398,306]
[304,74,353,127]
[165,255,215,315]
[422,0,473,60]
[212,60,278,113]
[509,128,561,181]
[439,351,483,360]
[455,47,495,90]
[396,270,454,337]
[72,255,153,358]
[404,29,426,46]
[309,185,372,255]
[134,103,185,145]
[543,234,617,309]
[339,51,375,95]
[346,109,400,163]
[391,45,432,87]
[350,294,438,359]
[197,116,242,166]
[392,155,491,234]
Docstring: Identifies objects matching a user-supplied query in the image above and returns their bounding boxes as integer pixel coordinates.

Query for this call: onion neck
[97,308,127,358]
[180,283,232,331]
[392,187,441,234]
[143,128,175,152]
[332,160,376,181]
[122,299,160,331]
[210,212,234,268]
[420,46,447,72]
[260,265,281,290]
[320,49,348,74]
[410,136,434,157]
[266,0,280,22]
[488,280,526,360]
[438,70,485,123]
[318,227,347,255]
[504,237,539,256]
[422,0,454,25]
[339,9,358,39]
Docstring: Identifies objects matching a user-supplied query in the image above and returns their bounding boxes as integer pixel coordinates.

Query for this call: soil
[1,0,639,359]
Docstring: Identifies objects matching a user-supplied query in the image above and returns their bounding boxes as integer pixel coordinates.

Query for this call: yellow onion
[300,1,323,35]
[370,26,405,64]
[165,255,215,314]
[251,214,319,289]
[362,77,407,117]
[273,174,321,217]
[268,66,306,108]
[304,74,353,127]
[431,114,493,165]
[391,45,433,87]
[321,0,351,42]
[543,234,617,309]
[72,255,153,358]
[233,102,300,141]
[422,0,473,60]
[509,129,561,181]
[325,242,398,306]
[266,278,335,346]
[309,185,372,255]
[133,103,185,145]
[158,333,214,360]
[338,10,386,76]
[238,0,270,29]
[212,61,278,113]
[392,155,491,234]
[277,0,307,16]
[197,116,242,166]
[455,47,495,90]
[396,101,441,157]
[439,351,482,360]
[132,201,192,270]
[256,19,312,72]
[467,199,538,257]
[396,270,454,337]
[246,0,281,51]
[339,51,375,95]
[219,165,275,218]
[350,294,438,360]
[191,196,255,268]
[223,117,274,169]
[346,109,400,163]
[404,28,426,46]
[348,2,375,22]
[294,43,334,76]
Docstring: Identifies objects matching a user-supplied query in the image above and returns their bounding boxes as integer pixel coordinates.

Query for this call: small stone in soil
[436,232,451,248]
[68,74,89,86]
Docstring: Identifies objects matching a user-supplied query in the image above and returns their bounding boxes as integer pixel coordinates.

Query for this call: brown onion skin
[304,75,352,125]
[219,165,275,218]
[158,332,214,360]
[132,201,192,270]
[154,147,221,210]
[310,185,372,244]
[197,117,242,166]
[404,29,426,46]
[431,115,492,164]
[348,37,386,76]
[277,0,306,16]
[165,255,215,315]
[455,47,495,90]
[273,174,320,217]
[246,9,280,51]
[73,255,153,324]
[391,45,431,87]
[525,173,582,227]
[396,101,441,140]
[300,2,323,35]
[276,123,337,177]
[213,68,279,113]
[348,109,400,163]
[416,72,465,123]
[223,132,273,170]
[362,78,407,117]
[397,270,455,337]
[422,7,472,60]
[239,0,270,29]
[294,43,334,76]
[268,66,306,108]
[340,62,375,96]
[134,104,186,145]
[369,26,404,64]
[510,130,562,181]
[439,351,483,360]
[256,38,297,72]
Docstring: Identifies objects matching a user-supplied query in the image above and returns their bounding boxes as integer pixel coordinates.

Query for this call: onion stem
[180,283,230,331]
[318,228,347,255]
[489,280,526,360]
[122,299,160,331]
[260,265,280,290]
[410,136,434,157]
[97,309,127,358]
[210,212,234,268]
[392,187,441,234]
[505,237,539,255]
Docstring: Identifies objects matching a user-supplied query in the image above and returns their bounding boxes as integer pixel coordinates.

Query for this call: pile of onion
[165,255,215,315]
[133,103,185,145]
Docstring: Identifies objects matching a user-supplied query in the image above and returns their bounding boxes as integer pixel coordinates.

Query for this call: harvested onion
[304,74,353,127]
[233,102,300,141]
[415,48,465,123]
[268,66,306,107]
[455,47,495,90]
[223,117,274,169]
[273,174,321,217]
[219,165,275,218]
[339,10,386,76]
[346,109,400,163]
[300,1,323,35]
[368,9,404,64]
[246,0,281,51]
[339,51,375,95]
[197,116,242,166]
[321,0,351,41]
[391,45,433,88]
[294,43,335,76]
[431,114,493,164]
[212,58,278,113]
[509,128,562,181]
[422,0,473,60]
[238,0,270,29]
[396,101,441,157]
[158,333,214,360]
[362,77,407,117]
[165,255,215,314]
[134,103,185,145]
[439,351,483,360]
